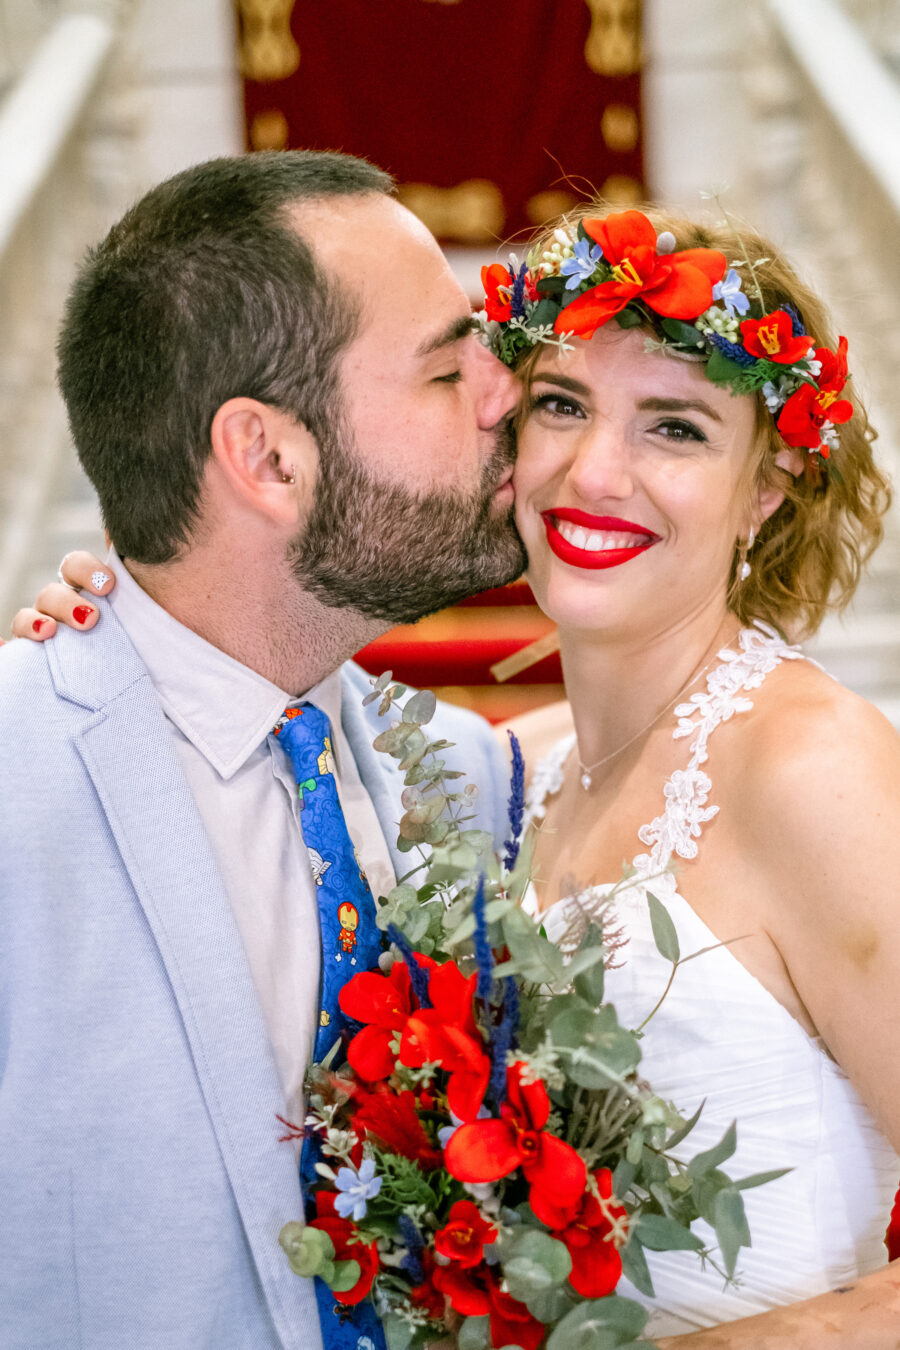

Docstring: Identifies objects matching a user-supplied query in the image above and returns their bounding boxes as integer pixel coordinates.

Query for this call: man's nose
[474,344,520,428]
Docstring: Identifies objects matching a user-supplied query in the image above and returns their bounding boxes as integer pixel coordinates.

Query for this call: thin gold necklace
[574,634,736,791]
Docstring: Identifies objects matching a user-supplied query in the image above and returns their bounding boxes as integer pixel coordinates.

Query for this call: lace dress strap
[634,622,809,874]
[523,731,575,830]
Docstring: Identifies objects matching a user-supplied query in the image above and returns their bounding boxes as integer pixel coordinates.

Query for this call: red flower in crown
[443,1061,587,1214]
[777,336,853,457]
[399,960,491,1122]
[433,1261,544,1350]
[740,310,812,365]
[555,210,727,340]
[307,1193,379,1306]
[434,1200,497,1269]
[482,263,514,322]
[531,1167,627,1298]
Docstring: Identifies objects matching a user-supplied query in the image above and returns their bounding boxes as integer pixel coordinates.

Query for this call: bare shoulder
[494,699,574,783]
[737,657,900,860]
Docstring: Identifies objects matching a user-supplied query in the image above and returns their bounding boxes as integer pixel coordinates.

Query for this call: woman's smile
[541,509,660,570]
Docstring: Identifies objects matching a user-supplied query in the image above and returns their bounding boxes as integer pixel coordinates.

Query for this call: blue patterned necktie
[272,703,387,1350]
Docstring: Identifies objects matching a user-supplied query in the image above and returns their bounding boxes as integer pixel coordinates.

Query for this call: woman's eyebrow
[415,314,479,358]
[531,373,593,397]
[639,396,723,422]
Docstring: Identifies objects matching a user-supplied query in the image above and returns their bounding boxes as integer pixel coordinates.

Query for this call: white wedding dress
[523,624,899,1336]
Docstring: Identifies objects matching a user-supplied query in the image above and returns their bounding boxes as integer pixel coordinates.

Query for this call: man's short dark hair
[57,151,393,563]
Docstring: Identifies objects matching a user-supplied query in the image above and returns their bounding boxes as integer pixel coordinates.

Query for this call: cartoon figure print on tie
[336,902,359,964]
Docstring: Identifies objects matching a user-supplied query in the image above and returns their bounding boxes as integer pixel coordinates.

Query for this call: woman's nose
[566,426,634,502]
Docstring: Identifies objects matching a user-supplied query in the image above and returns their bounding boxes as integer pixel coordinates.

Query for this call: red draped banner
[238,0,644,245]
[238,0,644,719]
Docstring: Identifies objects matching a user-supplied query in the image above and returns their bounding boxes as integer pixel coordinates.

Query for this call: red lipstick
[541,508,659,571]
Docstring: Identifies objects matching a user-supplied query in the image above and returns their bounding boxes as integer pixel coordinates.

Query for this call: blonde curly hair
[515,201,891,639]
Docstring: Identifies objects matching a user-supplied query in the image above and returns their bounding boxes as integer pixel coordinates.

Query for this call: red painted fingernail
[72,605,94,625]
[32,619,47,633]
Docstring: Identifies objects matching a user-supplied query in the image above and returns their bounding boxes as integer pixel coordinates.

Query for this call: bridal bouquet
[279,678,783,1350]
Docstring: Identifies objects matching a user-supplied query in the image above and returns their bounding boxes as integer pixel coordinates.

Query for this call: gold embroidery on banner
[250,109,289,150]
[237,0,300,82]
[601,103,639,153]
[396,180,505,244]
[600,173,643,205]
[526,189,579,225]
[584,0,642,76]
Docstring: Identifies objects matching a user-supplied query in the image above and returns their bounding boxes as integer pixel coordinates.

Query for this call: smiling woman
[484,203,900,1345]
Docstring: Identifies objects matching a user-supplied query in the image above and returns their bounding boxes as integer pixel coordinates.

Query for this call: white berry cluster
[694,304,741,342]
[535,226,577,277]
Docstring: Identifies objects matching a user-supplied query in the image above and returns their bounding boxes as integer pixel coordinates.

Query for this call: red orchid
[399,961,491,1122]
[339,957,433,1082]
[307,1193,379,1306]
[777,337,853,457]
[433,1261,544,1350]
[444,1061,587,1215]
[739,310,812,365]
[482,264,514,322]
[353,1086,443,1170]
[532,1167,627,1298]
[434,1200,497,1269]
[554,210,726,339]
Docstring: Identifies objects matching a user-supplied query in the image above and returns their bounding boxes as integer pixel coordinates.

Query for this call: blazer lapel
[55,614,318,1344]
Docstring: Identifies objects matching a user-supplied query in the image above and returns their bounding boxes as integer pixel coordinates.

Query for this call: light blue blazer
[0,602,511,1350]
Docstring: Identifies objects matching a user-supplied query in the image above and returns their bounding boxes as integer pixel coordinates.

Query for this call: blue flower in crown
[560,236,604,290]
[712,268,751,317]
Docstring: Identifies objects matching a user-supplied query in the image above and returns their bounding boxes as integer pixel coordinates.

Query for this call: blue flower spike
[334,1157,382,1222]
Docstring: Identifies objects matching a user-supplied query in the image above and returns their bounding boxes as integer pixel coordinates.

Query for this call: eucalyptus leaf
[444,913,476,946]
[686,1120,737,1179]
[457,1315,491,1350]
[278,1222,335,1278]
[383,1313,416,1350]
[570,941,606,1005]
[620,1232,655,1297]
[714,1186,751,1278]
[634,1213,704,1252]
[401,689,437,726]
[550,1005,641,1089]
[647,892,680,964]
[546,1294,649,1350]
[484,898,514,922]
[524,1283,579,1323]
[612,1159,636,1197]
[397,727,428,771]
[372,722,416,755]
[733,1167,792,1191]
[329,1258,361,1293]
[664,1099,705,1151]
[499,1230,572,1301]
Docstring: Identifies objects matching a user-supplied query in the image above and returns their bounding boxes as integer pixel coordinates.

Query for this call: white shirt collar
[107,549,344,780]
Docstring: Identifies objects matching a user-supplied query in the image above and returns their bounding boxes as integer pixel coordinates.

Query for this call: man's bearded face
[290,416,526,624]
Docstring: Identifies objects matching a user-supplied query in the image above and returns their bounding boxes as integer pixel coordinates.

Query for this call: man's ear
[209,398,317,525]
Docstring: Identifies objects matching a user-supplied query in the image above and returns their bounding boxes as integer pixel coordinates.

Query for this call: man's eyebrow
[416,314,479,358]
[638,396,723,423]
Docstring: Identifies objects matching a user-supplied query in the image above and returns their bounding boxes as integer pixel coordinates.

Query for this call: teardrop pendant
[739,560,751,581]
[581,771,592,791]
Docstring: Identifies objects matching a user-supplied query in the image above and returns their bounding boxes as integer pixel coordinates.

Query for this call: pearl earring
[739,526,756,582]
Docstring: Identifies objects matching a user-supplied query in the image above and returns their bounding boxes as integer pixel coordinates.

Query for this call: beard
[289,417,526,624]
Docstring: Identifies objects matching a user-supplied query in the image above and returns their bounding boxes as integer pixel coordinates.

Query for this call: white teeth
[556,520,649,551]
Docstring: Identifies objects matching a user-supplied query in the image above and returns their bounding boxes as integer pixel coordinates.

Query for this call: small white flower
[656,230,677,254]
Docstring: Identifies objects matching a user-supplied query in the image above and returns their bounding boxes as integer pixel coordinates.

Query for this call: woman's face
[513,324,762,640]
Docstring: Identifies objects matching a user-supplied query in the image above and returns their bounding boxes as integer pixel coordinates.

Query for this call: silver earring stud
[281,468,295,484]
[90,571,111,591]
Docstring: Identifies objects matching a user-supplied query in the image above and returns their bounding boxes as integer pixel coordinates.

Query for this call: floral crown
[478,209,853,468]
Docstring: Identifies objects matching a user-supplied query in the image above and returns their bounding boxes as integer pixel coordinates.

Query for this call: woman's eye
[653,418,706,443]
[529,393,586,419]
